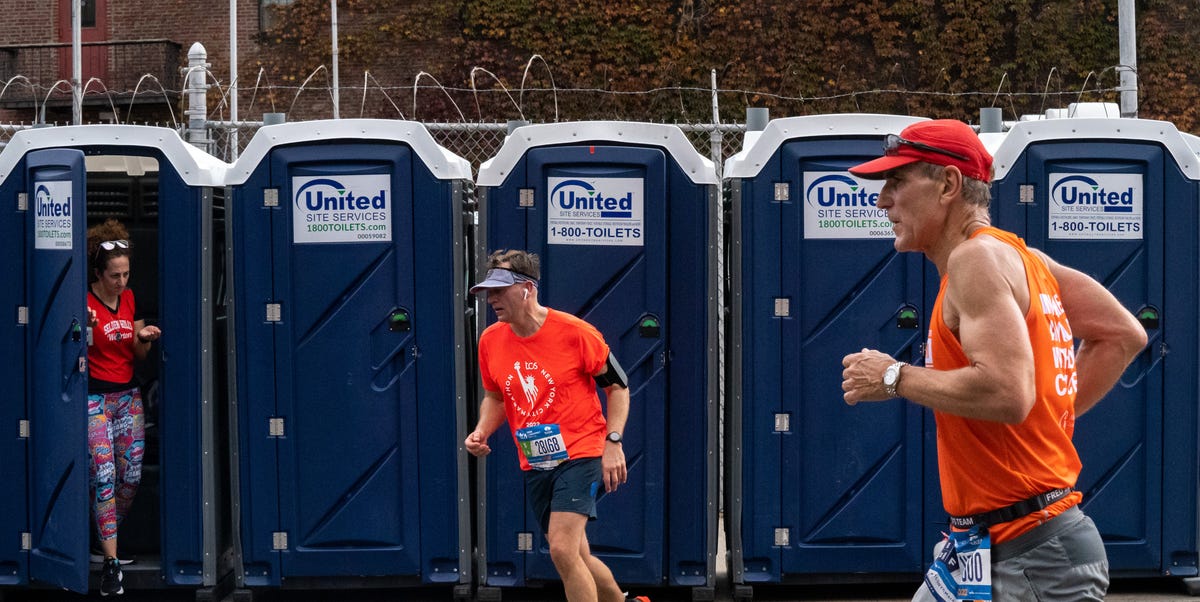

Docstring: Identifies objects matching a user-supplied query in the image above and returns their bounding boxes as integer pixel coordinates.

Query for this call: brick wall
[0,1,56,45]
[0,0,456,124]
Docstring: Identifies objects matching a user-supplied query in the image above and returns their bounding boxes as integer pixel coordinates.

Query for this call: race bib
[516,424,569,470]
[923,526,992,602]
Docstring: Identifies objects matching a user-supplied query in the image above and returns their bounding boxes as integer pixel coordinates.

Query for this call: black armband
[593,352,629,389]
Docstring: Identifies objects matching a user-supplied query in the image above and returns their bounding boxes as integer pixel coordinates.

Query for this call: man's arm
[1035,250,1147,415]
[598,366,630,493]
[843,238,1038,423]
[464,389,506,457]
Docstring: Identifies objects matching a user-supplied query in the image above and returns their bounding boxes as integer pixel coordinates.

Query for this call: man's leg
[992,512,1108,601]
[547,511,599,602]
[579,529,624,602]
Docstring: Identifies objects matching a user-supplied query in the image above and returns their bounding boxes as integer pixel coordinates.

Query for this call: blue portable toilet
[223,119,473,597]
[0,125,228,595]
[474,121,720,599]
[990,115,1200,582]
[725,114,936,593]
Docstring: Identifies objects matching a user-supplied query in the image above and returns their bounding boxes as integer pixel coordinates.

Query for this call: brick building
[0,0,447,125]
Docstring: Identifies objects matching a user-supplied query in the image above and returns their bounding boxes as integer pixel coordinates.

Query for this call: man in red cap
[840,119,1146,601]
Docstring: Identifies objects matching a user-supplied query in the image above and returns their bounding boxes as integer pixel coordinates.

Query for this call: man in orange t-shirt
[840,120,1146,601]
[465,249,649,602]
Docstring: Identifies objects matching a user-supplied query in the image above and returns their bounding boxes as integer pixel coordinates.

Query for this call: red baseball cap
[849,119,993,183]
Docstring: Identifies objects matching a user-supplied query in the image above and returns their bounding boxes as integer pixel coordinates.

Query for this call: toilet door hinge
[272,532,288,550]
[17,192,27,211]
[773,298,790,317]
[266,303,282,322]
[264,188,280,207]
[1019,184,1035,204]
[18,420,29,439]
[519,188,535,207]
[269,417,285,437]
[773,182,790,202]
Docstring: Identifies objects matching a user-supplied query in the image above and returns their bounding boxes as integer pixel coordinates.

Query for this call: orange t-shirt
[479,309,610,471]
[928,227,1083,543]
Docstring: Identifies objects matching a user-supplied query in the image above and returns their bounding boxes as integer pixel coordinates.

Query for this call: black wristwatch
[606,431,622,444]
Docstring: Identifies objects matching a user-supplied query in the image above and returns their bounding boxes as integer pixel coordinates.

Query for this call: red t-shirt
[479,309,610,471]
[87,288,138,385]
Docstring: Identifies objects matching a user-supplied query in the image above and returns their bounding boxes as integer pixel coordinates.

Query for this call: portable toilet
[725,114,936,594]
[473,121,720,599]
[223,119,473,598]
[0,125,228,596]
[990,117,1200,582]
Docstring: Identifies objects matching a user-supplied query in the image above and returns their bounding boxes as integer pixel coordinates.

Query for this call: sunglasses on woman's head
[99,239,129,251]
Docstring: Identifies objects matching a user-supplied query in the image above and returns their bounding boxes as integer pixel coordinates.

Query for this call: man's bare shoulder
[946,234,1022,278]
[944,232,1029,316]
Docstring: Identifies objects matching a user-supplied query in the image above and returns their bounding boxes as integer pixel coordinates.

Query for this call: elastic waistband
[991,505,1085,562]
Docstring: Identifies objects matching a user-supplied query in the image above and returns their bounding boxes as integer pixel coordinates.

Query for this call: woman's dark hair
[87,218,133,282]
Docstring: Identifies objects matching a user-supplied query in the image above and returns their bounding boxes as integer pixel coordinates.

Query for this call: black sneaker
[100,558,123,596]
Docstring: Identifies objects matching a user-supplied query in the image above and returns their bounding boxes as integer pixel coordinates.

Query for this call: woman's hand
[137,325,161,343]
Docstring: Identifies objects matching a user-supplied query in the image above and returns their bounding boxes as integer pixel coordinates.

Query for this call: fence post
[709,69,723,177]
[184,42,211,152]
[709,129,723,179]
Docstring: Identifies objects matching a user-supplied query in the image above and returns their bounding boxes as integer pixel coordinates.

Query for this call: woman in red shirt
[85,219,161,596]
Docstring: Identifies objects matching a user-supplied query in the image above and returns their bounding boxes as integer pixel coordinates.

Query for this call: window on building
[260,0,293,32]
[81,0,96,27]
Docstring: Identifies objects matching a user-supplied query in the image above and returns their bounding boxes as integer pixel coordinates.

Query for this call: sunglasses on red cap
[884,133,970,162]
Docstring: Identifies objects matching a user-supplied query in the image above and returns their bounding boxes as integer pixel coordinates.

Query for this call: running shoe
[99,557,124,596]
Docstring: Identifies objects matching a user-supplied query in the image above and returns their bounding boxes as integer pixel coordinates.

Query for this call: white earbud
[523,289,529,300]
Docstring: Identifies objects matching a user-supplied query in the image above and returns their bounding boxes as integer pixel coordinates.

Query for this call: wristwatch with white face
[606,431,622,444]
[883,361,907,397]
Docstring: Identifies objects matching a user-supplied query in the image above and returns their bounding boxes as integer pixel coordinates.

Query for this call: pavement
[4,516,1196,600]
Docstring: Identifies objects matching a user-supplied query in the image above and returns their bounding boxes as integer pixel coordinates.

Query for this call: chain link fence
[207,119,748,176]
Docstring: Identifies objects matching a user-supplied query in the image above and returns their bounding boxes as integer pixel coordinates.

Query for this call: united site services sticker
[293,174,393,243]
[547,177,644,246]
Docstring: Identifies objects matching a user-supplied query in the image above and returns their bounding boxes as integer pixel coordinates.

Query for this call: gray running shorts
[912,505,1109,602]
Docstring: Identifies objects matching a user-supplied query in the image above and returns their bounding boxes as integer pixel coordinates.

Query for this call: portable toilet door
[27,149,89,593]
[725,114,932,587]
[14,148,90,593]
[991,118,1198,578]
[474,121,719,595]
[224,119,472,594]
[0,141,28,590]
[0,125,230,595]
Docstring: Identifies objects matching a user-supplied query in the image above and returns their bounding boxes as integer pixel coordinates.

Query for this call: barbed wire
[49,83,1126,101]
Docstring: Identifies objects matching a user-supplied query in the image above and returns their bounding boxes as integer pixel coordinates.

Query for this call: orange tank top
[927,227,1083,543]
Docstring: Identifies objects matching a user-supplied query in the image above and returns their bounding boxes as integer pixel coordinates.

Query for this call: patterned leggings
[87,388,145,542]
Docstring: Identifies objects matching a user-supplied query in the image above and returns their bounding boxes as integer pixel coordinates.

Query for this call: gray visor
[469,268,537,294]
